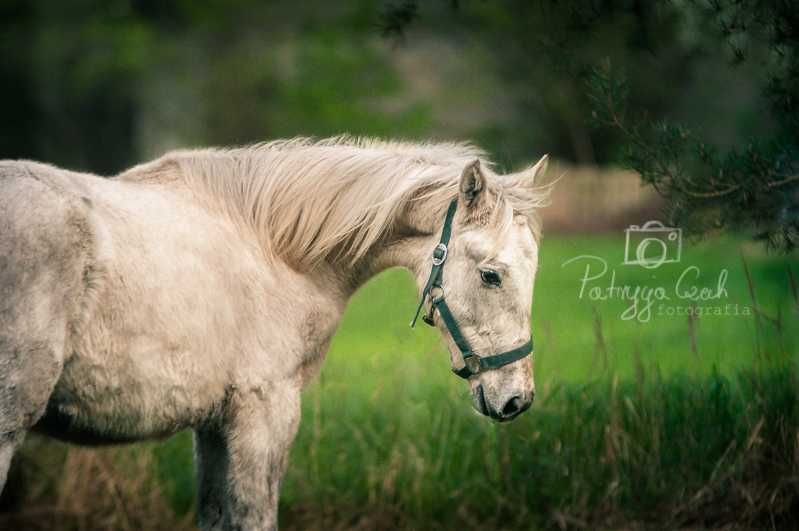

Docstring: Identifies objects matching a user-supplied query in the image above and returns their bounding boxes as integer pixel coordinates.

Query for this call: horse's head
[412,155,549,422]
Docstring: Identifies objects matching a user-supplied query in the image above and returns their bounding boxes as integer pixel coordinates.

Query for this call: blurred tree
[586,1,798,251]
[0,1,39,162]
[383,0,798,250]
[0,0,160,174]
[0,0,434,171]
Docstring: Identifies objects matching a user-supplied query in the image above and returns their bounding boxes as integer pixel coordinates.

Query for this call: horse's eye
[480,269,502,287]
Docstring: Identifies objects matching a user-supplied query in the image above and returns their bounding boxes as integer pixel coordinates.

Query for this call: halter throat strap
[410,199,533,379]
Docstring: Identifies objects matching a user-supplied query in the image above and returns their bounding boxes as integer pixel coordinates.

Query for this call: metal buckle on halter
[422,308,435,327]
[431,243,448,266]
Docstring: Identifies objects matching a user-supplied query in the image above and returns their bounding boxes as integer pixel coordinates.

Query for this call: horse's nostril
[502,396,523,418]
[475,385,489,416]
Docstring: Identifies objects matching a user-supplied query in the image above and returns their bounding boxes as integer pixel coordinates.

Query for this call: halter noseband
[410,199,533,379]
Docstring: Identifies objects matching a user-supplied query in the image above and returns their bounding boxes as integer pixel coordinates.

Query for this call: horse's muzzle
[473,385,533,422]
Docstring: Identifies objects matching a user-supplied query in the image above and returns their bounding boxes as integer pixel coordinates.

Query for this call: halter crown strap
[410,199,534,379]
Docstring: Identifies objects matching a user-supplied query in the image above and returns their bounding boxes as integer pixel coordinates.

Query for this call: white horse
[0,137,549,530]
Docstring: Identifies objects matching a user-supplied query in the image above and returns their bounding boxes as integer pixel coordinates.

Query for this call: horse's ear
[510,154,550,198]
[503,154,553,211]
[524,154,549,185]
[459,159,486,208]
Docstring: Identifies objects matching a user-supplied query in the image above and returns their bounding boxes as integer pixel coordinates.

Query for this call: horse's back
[0,161,97,434]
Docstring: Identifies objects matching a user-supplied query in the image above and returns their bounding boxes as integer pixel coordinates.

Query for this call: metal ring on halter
[464,354,482,374]
[429,286,444,301]
[431,243,448,266]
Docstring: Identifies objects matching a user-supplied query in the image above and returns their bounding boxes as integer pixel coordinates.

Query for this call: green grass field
[8,235,799,530]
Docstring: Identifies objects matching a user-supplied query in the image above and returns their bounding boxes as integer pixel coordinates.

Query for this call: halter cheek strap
[410,199,533,379]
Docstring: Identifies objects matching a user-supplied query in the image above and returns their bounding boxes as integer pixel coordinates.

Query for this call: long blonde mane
[121,136,547,268]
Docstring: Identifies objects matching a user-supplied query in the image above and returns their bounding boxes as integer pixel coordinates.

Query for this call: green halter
[410,199,533,379]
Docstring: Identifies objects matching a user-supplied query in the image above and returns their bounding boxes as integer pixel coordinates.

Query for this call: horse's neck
[334,199,446,293]
[341,238,429,300]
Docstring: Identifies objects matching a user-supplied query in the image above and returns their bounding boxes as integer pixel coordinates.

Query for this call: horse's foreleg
[194,427,229,531]
[226,383,301,530]
[199,382,301,531]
